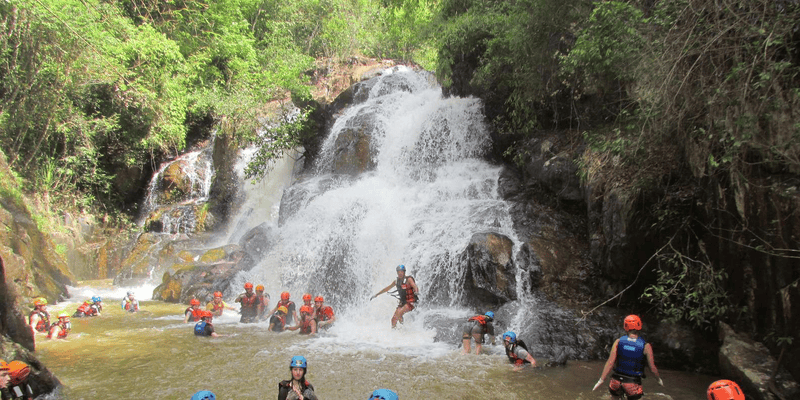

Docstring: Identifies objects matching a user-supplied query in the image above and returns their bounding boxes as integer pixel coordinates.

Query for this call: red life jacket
[396,276,417,305]
[76,302,92,315]
[48,323,69,339]
[468,315,489,325]
[315,306,334,322]
[29,310,50,332]
[300,318,314,334]
[240,293,258,307]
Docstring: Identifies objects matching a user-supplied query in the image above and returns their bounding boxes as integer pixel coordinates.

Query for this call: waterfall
[235,66,522,313]
[138,135,216,235]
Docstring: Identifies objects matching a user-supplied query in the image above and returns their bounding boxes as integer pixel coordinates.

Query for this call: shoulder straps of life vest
[468,315,487,325]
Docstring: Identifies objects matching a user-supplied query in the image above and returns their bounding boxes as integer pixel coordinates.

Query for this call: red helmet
[281,292,290,301]
[624,315,642,331]
[214,291,223,298]
[707,380,744,400]
[303,293,312,302]
[244,282,254,290]
[256,284,265,291]
[201,310,213,319]
[314,296,324,303]
[7,361,30,386]
[300,305,314,315]
[190,298,200,306]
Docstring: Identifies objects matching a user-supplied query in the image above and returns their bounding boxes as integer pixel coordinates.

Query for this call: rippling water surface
[33,284,719,400]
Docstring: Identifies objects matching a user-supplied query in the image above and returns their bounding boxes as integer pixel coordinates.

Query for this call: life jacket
[278,379,314,397]
[614,335,646,377]
[29,310,50,332]
[75,302,92,316]
[468,315,489,325]
[194,321,211,336]
[506,340,531,365]
[123,298,139,312]
[315,306,334,322]
[48,322,70,339]
[270,313,286,331]
[185,307,200,322]
[208,301,225,312]
[395,276,417,305]
[299,318,314,334]
[240,293,258,307]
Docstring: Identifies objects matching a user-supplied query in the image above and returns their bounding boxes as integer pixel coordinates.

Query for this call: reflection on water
[36,288,716,400]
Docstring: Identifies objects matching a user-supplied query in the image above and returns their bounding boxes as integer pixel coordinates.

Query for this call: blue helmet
[502,331,516,344]
[369,389,399,400]
[290,355,307,369]
[191,390,216,400]
[92,296,102,303]
[485,311,494,320]
[396,264,405,272]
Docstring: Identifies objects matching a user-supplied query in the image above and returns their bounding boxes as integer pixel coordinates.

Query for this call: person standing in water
[234,282,262,323]
[370,264,419,328]
[278,356,318,400]
[286,306,317,335]
[193,311,220,337]
[206,291,233,317]
[270,292,299,326]
[184,298,202,323]
[255,285,270,321]
[28,298,50,335]
[313,296,335,329]
[593,315,663,399]
[461,311,496,355]
[47,312,71,339]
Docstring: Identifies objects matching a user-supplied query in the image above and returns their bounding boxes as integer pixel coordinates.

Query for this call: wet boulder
[718,322,800,400]
[237,223,274,264]
[153,244,252,303]
[428,232,516,308]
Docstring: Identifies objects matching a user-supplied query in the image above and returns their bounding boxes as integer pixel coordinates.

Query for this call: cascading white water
[138,136,215,234]
[233,66,526,353]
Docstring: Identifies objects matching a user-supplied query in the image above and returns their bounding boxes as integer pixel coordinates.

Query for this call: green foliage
[641,240,731,329]
[244,107,314,181]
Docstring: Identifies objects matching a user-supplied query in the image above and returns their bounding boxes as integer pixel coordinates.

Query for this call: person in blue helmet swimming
[73,296,103,317]
[278,356,318,400]
[370,264,419,328]
[369,389,399,400]
[502,331,538,371]
[461,311,496,355]
[191,390,215,400]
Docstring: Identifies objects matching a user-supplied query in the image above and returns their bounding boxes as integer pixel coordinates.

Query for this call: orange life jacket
[468,315,489,325]
[29,310,50,332]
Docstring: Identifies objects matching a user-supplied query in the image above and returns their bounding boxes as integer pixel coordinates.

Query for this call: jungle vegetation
[1,0,799,335]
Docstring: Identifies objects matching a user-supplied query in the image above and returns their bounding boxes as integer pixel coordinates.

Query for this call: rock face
[152,244,254,303]
[718,322,800,400]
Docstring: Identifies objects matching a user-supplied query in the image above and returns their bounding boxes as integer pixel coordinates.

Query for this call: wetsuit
[461,315,495,344]
[278,380,318,400]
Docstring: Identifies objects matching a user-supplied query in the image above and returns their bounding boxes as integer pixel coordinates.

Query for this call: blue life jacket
[614,335,646,377]
[194,321,209,336]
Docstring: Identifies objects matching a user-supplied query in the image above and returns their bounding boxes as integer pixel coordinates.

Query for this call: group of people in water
[19,264,749,399]
[186,283,337,338]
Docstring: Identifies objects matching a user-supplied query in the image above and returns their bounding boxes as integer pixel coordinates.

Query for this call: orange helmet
[623,315,642,331]
[281,292,290,301]
[256,284,265,291]
[314,296,324,303]
[303,293,312,302]
[277,306,288,314]
[190,298,200,306]
[7,361,30,385]
[300,305,314,315]
[707,379,744,400]
[244,282,253,290]
[201,310,213,319]
[214,291,223,298]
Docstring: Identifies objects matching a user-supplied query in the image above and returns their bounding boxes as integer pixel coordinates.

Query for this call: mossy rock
[199,247,227,264]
